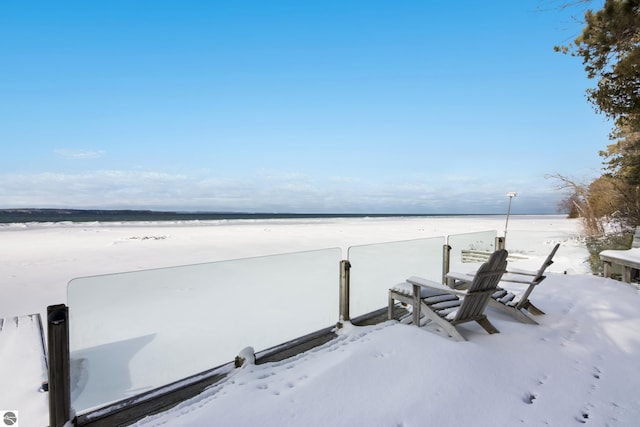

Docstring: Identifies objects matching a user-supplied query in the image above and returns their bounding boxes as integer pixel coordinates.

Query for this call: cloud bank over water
[0,169,562,214]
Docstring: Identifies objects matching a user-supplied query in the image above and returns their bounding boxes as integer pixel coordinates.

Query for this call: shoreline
[0,208,563,224]
[0,213,568,229]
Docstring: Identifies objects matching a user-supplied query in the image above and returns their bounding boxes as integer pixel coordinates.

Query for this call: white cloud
[54,149,106,160]
[0,169,565,214]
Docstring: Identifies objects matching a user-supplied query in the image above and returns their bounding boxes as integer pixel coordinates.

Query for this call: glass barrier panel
[446,230,497,274]
[347,237,445,318]
[67,247,341,414]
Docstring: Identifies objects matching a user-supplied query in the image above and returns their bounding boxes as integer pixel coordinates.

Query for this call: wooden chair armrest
[505,267,537,276]
[501,273,545,284]
[445,271,473,283]
[407,276,468,297]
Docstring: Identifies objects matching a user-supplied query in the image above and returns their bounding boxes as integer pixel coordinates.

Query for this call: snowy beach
[3,215,640,426]
[0,215,587,320]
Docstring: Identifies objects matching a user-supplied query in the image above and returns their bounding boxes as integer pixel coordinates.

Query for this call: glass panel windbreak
[447,230,497,274]
[67,248,341,414]
[347,237,445,318]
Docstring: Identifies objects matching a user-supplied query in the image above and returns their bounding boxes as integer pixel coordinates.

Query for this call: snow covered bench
[600,248,640,283]
[599,228,640,283]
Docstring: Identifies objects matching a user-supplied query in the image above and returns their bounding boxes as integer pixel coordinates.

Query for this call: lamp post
[504,192,517,242]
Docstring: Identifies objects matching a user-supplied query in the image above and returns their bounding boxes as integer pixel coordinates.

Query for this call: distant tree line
[553,0,640,237]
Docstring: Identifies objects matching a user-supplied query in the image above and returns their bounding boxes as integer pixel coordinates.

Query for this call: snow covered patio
[137,272,640,426]
[0,314,48,426]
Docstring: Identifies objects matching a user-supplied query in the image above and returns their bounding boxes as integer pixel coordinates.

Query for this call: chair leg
[420,302,466,341]
[411,284,421,327]
[522,301,545,316]
[490,299,540,323]
[514,309,538,325]
[443,325,467,342]
[432,318,467,341]
[476,316,499,334]
[388,292,394,320]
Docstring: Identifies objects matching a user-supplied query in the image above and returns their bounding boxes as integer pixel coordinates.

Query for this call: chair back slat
[453,249,508,322]
[532,243,560,282]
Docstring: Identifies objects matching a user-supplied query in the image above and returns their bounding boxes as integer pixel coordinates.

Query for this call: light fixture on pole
[504,192,517,240]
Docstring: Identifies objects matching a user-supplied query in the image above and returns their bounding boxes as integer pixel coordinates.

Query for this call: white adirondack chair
[388,249,508,341]
[447,243,560,324]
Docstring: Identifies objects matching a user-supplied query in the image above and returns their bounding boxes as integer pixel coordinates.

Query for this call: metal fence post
[442,244,451,285]
[48,304,70,427]
[339,260,351,326]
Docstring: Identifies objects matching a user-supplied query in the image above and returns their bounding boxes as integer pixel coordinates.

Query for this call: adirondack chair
[388,249,508,341]
[447,243,560,324]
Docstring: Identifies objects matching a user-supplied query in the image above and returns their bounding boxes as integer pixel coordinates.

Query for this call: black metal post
[339,260,351,325]
[48,304,71,427]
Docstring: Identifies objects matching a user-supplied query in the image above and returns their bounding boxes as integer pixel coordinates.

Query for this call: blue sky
[0,0,609,214]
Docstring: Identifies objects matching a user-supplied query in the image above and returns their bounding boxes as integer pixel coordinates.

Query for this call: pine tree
[557,0,640,227]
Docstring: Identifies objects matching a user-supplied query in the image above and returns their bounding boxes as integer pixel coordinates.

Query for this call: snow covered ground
[2,215,640,426]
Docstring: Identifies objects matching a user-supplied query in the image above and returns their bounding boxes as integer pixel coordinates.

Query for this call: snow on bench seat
[600,247,640,283]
